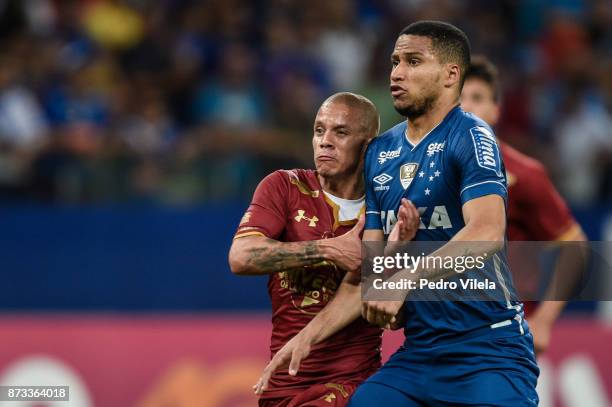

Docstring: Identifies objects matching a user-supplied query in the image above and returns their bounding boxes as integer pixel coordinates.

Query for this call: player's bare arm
[229,215,364,275]
[253,222,418,394]
[253,271,362,395]
[362,194,506,327]
[529,224,587,354]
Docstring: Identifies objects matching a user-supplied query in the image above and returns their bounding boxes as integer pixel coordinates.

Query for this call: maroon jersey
[503,142,577,242]
[502,142,580,315]
[234,169,381,400]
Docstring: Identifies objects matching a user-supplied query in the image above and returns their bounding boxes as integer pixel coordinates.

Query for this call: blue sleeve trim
[365,212,382,230]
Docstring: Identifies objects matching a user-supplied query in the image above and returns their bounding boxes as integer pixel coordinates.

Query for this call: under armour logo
[323,392,336,403]
[294,210,318,227]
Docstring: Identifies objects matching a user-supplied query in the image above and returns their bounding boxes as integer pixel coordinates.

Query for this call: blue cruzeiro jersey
[364,106,525,346]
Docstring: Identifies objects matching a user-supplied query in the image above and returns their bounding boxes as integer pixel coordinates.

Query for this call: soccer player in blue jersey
[254,21,539,406]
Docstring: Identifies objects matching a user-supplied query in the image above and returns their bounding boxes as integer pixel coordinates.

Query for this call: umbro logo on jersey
[426,142,445,156]
[373,173,393,185]
[373,173,393,191]
[378,147,402,164]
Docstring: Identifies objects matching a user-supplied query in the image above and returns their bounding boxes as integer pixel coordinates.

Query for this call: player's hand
[388,306,406,330]
[528,315,552,356]
[322,214,365,272]
[362,299,404,329]
[253,331,312,395]
[388,199,420,242]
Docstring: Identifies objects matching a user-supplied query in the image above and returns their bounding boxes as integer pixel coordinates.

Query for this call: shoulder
[447,109,500,161]
[365,121,406,163]
[502,146,553,195]
[260,169,290,185]
[279,169,321,197]
[367,121,406,151]
[500,142,546,175]
[443,110,495,162]
[258,169,308,190]
[256,169,321,199]
[501,144,550,187]
[448,108,496,144]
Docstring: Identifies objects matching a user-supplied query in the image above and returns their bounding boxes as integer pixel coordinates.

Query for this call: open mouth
[390,85,405,97]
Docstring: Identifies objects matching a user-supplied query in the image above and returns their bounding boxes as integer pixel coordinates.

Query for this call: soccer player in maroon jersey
[229,92,419,407]
[460,55,588,354]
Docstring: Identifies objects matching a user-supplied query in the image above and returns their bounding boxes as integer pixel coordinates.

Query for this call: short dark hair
[399,21,471,88]
[466,55,500,102]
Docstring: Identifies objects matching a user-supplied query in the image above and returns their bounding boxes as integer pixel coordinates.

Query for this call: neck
[318,171,364,199]
[406,96,459,144]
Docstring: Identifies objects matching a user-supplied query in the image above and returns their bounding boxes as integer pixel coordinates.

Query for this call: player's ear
[361,136,373,156]
[491,103,500,125]
[444,63,461,89]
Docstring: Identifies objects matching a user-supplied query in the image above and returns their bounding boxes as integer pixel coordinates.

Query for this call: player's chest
[283,197,351,241]
[373,141,453,206]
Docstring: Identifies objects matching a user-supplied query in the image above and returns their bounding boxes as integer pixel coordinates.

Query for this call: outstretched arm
[229,236,329,275]
[253,273,364,396]
[529,224,587,354]
[229,216,365,275]
[253,217,422,394]
[253,229,382,395]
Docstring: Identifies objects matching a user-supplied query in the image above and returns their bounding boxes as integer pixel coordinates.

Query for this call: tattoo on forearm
[245,241,324,273]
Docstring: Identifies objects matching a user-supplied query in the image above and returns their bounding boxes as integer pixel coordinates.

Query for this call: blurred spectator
[553,78,612,205]
[117,89,176,155]
[82,0,145,50]
[192,42,267,129]
[0,56,49,147]
[313,0,374,90]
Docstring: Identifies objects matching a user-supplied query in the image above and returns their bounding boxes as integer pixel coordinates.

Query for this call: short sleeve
[364,143,383,230]
[453,124,507,204]
[234,171,289,239]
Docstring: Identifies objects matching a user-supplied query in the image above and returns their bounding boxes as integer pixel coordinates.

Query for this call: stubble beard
[393,93,438,120]
[317,160,360,187]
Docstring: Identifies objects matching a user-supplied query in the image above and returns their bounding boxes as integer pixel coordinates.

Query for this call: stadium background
[0,0,610,406]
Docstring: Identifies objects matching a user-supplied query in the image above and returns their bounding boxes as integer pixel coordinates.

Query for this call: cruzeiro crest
[399,163,419,190]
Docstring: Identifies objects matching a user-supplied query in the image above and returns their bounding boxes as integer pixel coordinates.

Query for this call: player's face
[390,35,443,119]
[460,78,500,126]
[312,102,369,179]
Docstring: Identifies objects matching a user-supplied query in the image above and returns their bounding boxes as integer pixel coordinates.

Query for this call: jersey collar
[403,104,461,150]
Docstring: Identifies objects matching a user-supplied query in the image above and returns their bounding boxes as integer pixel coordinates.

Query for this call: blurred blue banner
[0,204,269,311]
[0,204,608,311]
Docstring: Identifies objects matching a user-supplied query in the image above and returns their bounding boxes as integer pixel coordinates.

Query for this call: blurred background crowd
[0,0,610,205]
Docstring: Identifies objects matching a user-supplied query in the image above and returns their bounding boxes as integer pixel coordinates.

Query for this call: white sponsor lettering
[426,142,445,156]
[428,205,452,229]
[470,126,502,176]
[378,147,402,164]
[381,206,453,234]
